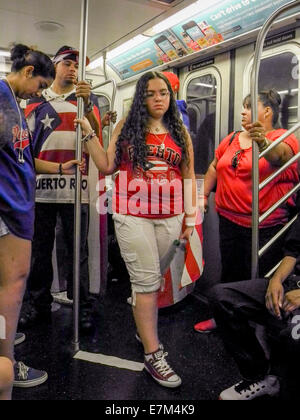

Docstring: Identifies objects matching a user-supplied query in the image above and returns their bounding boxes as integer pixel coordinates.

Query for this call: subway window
[95,95,110,150]
[254,52,299,131]
[186,74,218,175]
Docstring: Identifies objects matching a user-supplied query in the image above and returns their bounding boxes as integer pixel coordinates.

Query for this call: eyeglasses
[231,149,243,169]
[145,90,170,100]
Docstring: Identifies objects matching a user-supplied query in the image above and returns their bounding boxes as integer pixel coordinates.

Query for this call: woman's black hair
[243,89,282,127]
[115,71,189,169]
[10,44,55,79]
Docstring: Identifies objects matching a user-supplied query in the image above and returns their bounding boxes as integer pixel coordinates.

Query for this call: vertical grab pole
[73,0,89,352]
[251,0,299,279]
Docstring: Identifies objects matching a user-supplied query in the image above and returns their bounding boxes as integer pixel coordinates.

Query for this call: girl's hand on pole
[74,117,93,136]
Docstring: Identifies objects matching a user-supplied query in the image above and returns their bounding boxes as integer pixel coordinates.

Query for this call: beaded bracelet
[58,163,63,176]
[82,130,96,143]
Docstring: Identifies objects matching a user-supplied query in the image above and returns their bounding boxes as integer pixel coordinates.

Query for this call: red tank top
[113,133,184,217]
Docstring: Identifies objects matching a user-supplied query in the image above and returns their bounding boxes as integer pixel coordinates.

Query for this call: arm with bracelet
[247,121,295,167]
[34,158,85,175]
[74,116,121,176]
[181,130,197,238]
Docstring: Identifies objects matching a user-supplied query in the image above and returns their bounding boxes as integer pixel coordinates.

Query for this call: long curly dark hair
[115,71,189,169]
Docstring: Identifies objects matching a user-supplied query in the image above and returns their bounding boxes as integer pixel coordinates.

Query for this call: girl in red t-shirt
[75,71,197,389]
[194,89,299,334]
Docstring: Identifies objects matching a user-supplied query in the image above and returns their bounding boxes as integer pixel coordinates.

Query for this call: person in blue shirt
[162,71,190,130]
[0,44,82,398]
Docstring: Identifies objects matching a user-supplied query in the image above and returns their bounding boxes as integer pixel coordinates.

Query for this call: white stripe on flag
[40,131,75,152]
[181,228,203,288]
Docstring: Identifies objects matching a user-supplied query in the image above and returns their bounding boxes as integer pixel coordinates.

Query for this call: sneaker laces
[234,379,262,394]
[16,362,29,380]
[152,352,174,377]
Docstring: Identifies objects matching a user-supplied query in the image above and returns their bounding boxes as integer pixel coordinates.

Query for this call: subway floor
[12,278,295,401]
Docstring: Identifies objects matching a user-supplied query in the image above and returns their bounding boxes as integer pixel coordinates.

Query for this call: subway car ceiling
[0,0,196,63]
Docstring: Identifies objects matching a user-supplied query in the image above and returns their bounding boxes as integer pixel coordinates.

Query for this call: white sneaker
[219,375,280,400]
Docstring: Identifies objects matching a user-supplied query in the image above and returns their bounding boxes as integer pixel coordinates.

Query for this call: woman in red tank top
[76,71,197,388]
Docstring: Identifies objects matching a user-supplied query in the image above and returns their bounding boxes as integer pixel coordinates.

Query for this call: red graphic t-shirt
[114,133,184,217]
[215,129,299,228]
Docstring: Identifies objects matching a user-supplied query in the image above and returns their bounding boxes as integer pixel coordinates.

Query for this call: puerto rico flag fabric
[158,211,204,308]
[25,88,101,204]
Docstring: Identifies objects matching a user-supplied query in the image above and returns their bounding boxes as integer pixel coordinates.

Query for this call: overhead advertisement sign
[108,30,188,80]
[108,0,300,80]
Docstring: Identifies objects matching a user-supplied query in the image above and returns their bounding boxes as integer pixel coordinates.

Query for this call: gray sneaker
[13,362,48,388]
[219,375,280,400]
[14,333,26,346]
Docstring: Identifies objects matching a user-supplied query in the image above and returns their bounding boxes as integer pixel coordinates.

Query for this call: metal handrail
[259,152,300,191]
[260,121,300,159]
[73,0,89,353]
[251,0,300,279]
[259,214,298,257]
[259,183,300,224]
[92,79,117,141]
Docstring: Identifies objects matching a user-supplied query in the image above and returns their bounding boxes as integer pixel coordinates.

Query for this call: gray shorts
[113,213,184,305]
[0,216,10,238]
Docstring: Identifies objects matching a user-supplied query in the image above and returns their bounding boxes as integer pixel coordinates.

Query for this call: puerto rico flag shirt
[25,87,101,204]
[0,80,36,240]
[114,132,184,217]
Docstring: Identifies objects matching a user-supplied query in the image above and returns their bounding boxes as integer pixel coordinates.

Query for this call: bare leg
[0,234,31,396]
[0,357,13,400]
[132,291,160,354]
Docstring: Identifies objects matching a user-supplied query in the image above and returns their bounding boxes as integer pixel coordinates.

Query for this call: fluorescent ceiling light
[87,34,148,70]
[277,88,298,95]
[0,50,10,57]
[152,0,224,34]
[195,83,216,88]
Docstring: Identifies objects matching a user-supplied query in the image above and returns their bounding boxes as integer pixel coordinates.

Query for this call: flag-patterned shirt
[114,132,184,217]
[25,87,101,204]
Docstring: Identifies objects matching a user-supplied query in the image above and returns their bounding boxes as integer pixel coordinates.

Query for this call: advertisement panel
[108,0,300,80]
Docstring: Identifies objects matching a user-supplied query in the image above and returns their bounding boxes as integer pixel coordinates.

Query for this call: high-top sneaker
[144,345,182,388]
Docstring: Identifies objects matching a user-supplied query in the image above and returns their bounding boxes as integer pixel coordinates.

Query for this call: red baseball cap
[162,71,180,93]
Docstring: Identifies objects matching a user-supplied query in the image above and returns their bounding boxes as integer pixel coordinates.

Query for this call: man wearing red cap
[163,71,190,131]
[20,46,103,332]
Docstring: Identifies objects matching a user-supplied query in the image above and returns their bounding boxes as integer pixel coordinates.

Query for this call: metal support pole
[250,0,299,280]
[73,0,89,353]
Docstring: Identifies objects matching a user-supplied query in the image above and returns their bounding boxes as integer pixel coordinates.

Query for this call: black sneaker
[18,305,51,329]
[14,333,26,346]
[144,345,182,388]
[219,375,280,400]
[13,362,48,388]
[80,310,95,334]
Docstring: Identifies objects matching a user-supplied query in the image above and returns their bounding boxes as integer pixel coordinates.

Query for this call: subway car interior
[1,0,300,401]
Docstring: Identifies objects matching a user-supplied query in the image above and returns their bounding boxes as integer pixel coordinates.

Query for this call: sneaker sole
[14,334,26,346]
[13,372,48,388]
[194,328,213,334]
[144,365,182,388]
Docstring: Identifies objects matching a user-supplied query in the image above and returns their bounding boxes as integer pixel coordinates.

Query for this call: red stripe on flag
[56,112,77,131]
[158,269,174,308]
[25,102,42,118]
